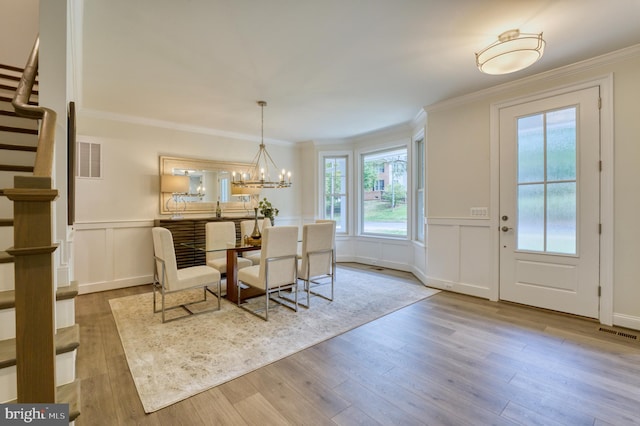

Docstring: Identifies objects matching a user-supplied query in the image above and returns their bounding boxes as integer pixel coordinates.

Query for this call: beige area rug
[109,266,439,413]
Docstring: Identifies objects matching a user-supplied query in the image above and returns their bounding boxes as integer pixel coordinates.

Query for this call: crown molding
[78,107,295,146]
[425,43,640,113]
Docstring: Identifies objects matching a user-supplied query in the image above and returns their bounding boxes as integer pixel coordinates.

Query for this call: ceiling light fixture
[232,101,292,189]
[476,29,545,75]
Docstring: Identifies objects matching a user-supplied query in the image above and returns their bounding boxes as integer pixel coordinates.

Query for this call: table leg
[226,249,239,303]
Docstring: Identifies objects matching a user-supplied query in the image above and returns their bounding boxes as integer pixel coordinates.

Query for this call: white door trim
[489,74,614,325]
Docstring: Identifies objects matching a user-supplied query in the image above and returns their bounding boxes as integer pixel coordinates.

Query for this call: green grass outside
[364,200,407,221]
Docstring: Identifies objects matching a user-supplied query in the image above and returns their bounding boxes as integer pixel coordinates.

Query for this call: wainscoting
[74,220,155,294]
[425,218,493,299]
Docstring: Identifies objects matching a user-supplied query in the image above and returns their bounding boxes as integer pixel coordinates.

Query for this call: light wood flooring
[75,263,640,425]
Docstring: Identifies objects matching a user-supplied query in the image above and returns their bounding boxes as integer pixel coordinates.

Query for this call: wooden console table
[153,216,256,269]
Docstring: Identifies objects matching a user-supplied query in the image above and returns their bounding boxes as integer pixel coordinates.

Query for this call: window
[362,147,408,237]
[322,156,348,233]
[414,136,425,242]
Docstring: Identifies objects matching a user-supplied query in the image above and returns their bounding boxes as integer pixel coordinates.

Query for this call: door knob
[501,226,513,232]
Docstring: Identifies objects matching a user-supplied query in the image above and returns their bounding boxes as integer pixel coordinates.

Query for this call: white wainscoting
[338,236,424,275]
[74,220,155,294]
[426,218,493,299]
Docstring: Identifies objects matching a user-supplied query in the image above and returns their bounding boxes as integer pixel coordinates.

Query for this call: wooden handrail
[11,36,56,177]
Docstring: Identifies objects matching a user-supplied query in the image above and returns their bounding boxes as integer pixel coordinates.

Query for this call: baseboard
[425,276,491,299]
[612,313,640,332]
[78,275,152,294]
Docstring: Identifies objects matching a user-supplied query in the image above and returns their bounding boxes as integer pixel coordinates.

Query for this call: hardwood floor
[75,264,640,425]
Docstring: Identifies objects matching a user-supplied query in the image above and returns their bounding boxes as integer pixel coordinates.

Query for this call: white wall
[0,0,39,67]
[425,46,640,330]
[73,114,301,293]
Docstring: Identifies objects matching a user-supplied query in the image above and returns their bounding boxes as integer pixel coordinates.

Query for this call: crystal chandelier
[231,101,292,189]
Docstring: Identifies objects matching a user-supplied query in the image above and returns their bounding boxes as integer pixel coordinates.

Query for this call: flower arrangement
[258,197,279,225]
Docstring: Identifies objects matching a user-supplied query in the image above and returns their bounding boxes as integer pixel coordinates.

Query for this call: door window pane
[547,182,577,254]
[547,108,577,181]
[518,114,544,183]
[518,184,545,251]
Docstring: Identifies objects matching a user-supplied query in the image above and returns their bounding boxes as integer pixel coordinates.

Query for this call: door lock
[501,215,509,221]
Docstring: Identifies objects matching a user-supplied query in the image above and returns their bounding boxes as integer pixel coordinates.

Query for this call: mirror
[159,155,256,215]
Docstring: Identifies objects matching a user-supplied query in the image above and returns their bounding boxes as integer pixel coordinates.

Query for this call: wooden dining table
[224,243,264,303]
[181,241,264,303]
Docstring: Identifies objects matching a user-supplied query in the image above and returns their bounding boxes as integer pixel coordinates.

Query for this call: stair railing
[5,35,59,402]
[12,36,56,177]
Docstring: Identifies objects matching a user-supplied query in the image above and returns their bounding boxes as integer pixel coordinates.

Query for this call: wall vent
[598,327,638,341]
[77,141,101,178]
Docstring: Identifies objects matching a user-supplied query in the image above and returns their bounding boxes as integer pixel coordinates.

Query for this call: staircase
[0,41,80,422]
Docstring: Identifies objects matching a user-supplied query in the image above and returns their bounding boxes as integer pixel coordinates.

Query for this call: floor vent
[598,327,638,341]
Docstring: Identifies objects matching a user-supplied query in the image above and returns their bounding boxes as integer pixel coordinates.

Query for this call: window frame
[318,151,352,235]
[413,132,425,243]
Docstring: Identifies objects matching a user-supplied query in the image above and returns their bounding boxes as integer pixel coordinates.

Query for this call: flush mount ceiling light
[232,101,292,189]
[475,29,545,75]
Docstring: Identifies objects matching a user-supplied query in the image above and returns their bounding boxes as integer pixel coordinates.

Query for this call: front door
[499,86,600,318]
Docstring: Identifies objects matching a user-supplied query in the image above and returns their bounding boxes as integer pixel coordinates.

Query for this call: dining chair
[205,221,252,275]
[236,225,299,320]
[152,227,222,323]
[240,218,272,265]
[297,222,335,307]
[315,219,336,276]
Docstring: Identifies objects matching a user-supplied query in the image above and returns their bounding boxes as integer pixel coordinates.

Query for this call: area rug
[109,266,439,413]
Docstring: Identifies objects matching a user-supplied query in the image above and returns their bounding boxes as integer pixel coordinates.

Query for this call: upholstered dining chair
[240,218,272,265]
[205,221,252,276]
[315,219,336,275]
[236,225,299,320]
[297,222,335,307]
[152,227,222,323]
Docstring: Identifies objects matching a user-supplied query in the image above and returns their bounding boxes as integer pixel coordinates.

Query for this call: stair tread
[0,324,80,369]
[0,164,34,173]
[57,379,81,422]
[0,281,78,309]
[0,250,14,263]
[0,143,37,152]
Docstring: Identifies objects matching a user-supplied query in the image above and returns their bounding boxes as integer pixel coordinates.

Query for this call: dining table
[181,240,264,303]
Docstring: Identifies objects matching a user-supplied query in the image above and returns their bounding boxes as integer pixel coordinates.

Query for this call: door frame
[489,75,614,325]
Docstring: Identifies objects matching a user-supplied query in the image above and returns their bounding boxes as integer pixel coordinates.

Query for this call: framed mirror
[159,155,257,215]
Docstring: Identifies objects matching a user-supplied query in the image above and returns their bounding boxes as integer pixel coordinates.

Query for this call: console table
[154,216,258,269]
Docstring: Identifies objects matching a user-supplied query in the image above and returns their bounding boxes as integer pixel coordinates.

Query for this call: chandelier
[476,29,545,75]
[232,101,292,189]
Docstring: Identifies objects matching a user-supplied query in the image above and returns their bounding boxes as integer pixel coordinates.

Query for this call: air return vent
[77,141,101,178]
[598,327,638,341]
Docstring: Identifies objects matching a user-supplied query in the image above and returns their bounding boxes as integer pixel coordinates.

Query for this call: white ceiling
[78,0,640,143]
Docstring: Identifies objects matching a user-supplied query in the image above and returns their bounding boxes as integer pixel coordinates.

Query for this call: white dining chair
[205,221,252,275]
[152,227,222,323]
[297,222,335,307]
[236,226,299,320]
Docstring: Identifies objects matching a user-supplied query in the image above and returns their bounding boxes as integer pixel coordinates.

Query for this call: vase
[251,208,261,240]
